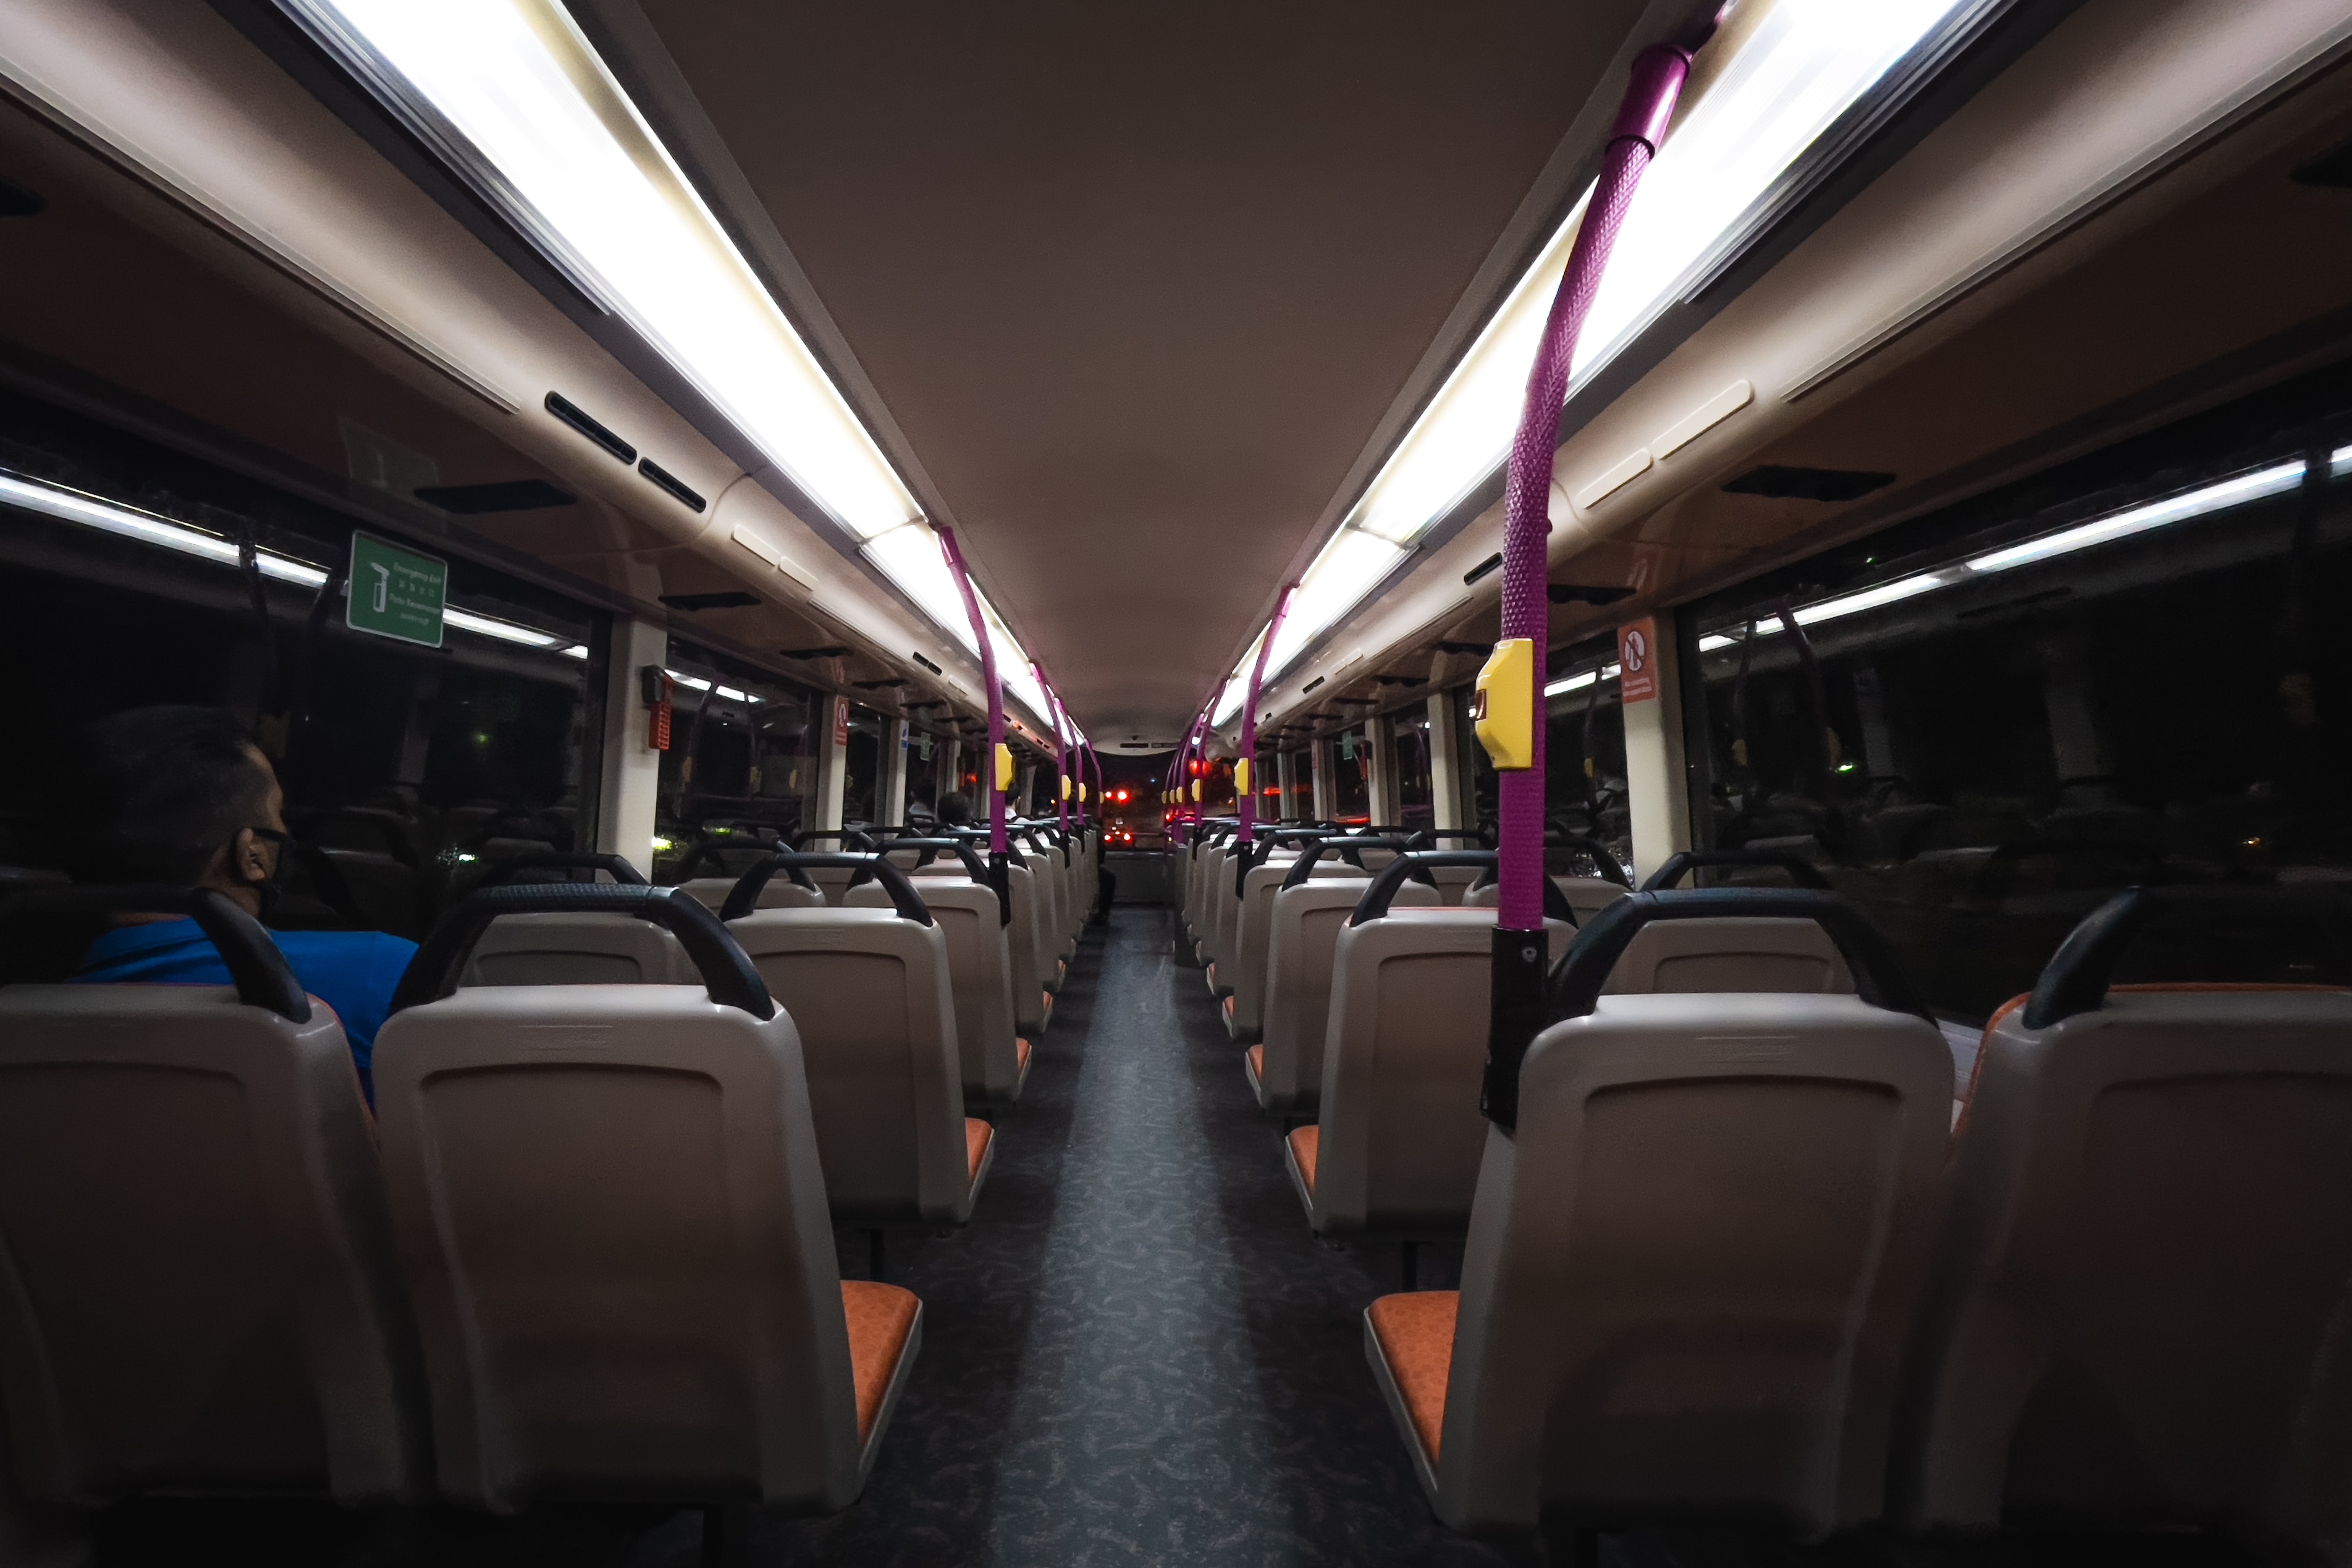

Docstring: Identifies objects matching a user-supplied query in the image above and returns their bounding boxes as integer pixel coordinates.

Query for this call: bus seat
[1020,846,1069,992]
[0,888,428,1507]
[675,875,824,914]
[846,842,1027,1103]
[1289,901,1569,1237]
[371,885,911,1511]
[1254,874,1439,1115]
[460,912,693,987]
[728,893,989,1227]
[1601,918,1852,995]
[1899,887,2352,1535]
[1464,874,1630,926]
[1369,890,1950,1536]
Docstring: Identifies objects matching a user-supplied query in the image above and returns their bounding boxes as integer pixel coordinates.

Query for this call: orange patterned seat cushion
[841,1281,919,1444]
[1247,1043,1263,1082]
[1368,1290,1457,1465]
[1015,1037,1032,1071]
[1288,1124,1319,1192]
[964,1118,993,1181]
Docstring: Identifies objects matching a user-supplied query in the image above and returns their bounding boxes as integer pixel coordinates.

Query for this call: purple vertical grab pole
[1483,20,1718,1132]
[935,525,1008,859]
[1235,584,1297,848]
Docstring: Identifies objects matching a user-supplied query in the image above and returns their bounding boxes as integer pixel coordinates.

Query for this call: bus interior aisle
[13,1,2352,1565]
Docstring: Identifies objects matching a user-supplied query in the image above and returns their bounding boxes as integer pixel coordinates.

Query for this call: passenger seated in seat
[937,791,975,827]
[64,707,414,1100]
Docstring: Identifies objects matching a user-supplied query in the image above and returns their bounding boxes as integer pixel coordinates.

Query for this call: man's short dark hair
[936,791,974,826]
[64,707,274,884]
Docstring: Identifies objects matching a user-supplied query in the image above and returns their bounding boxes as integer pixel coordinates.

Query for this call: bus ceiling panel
[1250,0,2352,733]
[0,0,998,712]
[0,0,734,548]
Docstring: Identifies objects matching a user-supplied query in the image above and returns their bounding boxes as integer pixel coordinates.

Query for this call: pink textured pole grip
[1495,42,1693,933]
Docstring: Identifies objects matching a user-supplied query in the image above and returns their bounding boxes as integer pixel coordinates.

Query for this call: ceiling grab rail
[937,523,1015,924]
[1480,8,1724,1133]
[1235,583,1298,851]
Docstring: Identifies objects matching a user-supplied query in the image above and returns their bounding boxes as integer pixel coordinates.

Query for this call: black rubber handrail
[721,852,934,925]
[1545,888,1928,1024]
[1236,828,1342,895]
[788,828,877,851]
[1280,835,1414,889]
[1641,849,1827,892]
[474,851,649,887]
[1,885,310,1021]
[390,883,773,1019]
[1352,851,1576,927]
[858,837,988,885]
[1468,832,1635,895]
[1410,828,1495,850]
[2025,884,2352,1028]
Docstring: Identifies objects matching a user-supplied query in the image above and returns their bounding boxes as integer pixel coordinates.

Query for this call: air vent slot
[544,392,635,462]
[911,652,943,674]
[780,646,853,660]
[659,591,760,612]
[1462,552,1503,586]
[1301,676,1326,694]
[413,479,576,515]
[1722,465,1894,502]
[638,458,706,512]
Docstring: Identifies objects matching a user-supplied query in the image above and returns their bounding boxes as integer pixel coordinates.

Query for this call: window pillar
[596,616,668,878]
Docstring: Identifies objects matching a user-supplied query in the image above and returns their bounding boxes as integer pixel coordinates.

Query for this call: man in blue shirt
[70,706,415,1100]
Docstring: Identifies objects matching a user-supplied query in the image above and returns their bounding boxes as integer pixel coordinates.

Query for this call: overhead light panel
[289,0,921,542]
[1225,0,1970,703]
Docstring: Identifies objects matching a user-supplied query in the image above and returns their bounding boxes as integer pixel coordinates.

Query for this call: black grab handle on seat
[390,883,774,1019]
[1237,829,1340,896]
[863,837,990,885]
[474,851,649,887]
[722,853,934,926]
[2023,884,2352,1029]
[1352,851,1576,927]
[788,828,877,851]
[1281,835,1413,890]
[1547,832,1633,888]
[1409,828,1495,850]
[1545,888,1928,1024]
[0,885,311,1022]
[1640,849,1827,892]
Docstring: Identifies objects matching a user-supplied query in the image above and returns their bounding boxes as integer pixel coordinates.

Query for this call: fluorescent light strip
[299,0,918,541]
[1545,662,1622,698]
[1221,1,1969,707]
[1708,449,2345,652]
[3,467,569,652]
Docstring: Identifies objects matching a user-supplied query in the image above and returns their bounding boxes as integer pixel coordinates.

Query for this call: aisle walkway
[741,904,1532,1567]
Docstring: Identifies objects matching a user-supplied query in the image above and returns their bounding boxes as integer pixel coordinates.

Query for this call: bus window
[652,644,814,883]
[0,390,596,938]
[1685,374,2352,1022]
[1331,727,1372,822]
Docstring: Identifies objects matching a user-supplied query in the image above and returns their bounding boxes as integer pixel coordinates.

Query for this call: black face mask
[235,825,295,921]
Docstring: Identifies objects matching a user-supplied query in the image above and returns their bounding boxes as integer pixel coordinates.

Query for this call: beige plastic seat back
[1427,984,1950,1535]
[1256,876,1438,1112]
[459,911,691,986]
[1224,854,1302,1039]
[1904,980,2352,1534]
[1602,917,1853,995]
[372,983,877,1511]
[1305,908,1567,1234]
[1465,875,1630,925]
[0,959,425,1505]
[848,872,1024,1102]
[993,858,1048,1034]
[675,876,823,914]
[1021,849,1068,985]
[730,908,980,1225]
[1194,843,1230,961]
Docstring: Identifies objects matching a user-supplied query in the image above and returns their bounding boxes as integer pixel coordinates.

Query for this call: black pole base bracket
[1481,924,1551,1132]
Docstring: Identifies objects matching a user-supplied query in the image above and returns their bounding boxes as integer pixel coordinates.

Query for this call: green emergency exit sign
[346,531,447,647]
